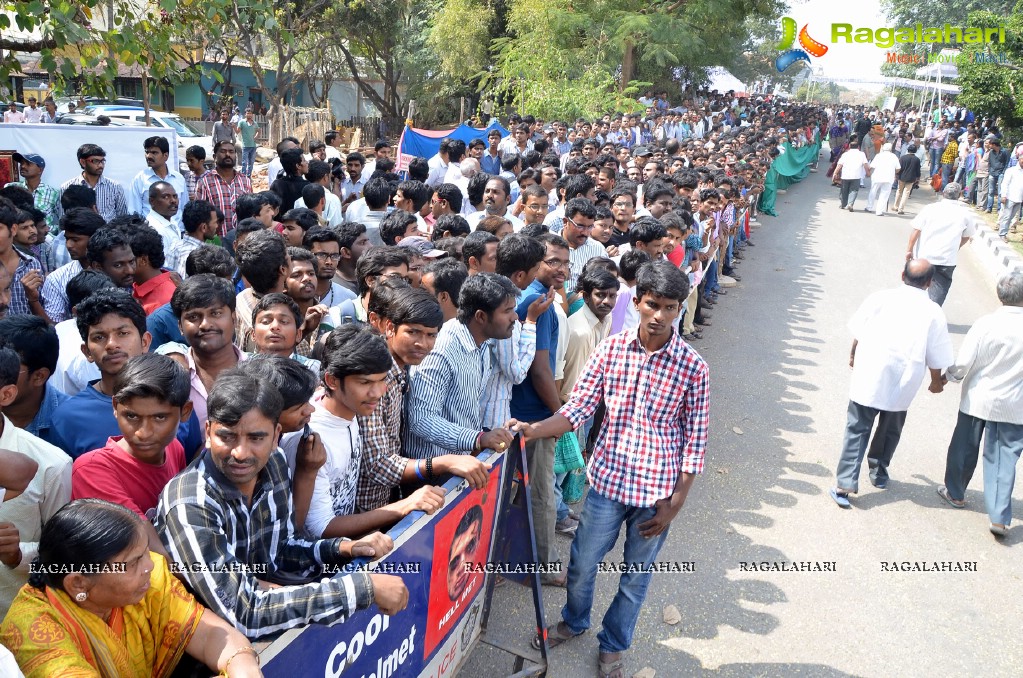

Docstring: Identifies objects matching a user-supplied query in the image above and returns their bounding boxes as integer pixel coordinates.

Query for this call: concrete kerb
[970,221,1023,278]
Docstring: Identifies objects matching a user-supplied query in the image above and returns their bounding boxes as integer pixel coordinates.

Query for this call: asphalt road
[459,159,1023,678]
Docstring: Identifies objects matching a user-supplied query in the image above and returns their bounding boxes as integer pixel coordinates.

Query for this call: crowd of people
[824,104,1023,543]
[0,90,831,678]
[827,101,1023,239]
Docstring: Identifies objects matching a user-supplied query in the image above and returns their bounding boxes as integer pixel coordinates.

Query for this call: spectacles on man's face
[313,252,342,262]
[542,257,569,270]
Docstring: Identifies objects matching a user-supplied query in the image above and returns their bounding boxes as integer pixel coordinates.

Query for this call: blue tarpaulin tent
[396,121,509,170]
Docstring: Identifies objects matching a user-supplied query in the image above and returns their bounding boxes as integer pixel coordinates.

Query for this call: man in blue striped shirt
[404,273,517,473]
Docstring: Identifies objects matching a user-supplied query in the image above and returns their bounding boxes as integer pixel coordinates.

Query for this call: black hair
[629,217,668,247]
[280,148,305,177]
[287,245,318,272]
[60,184,97,212]
[66,270,115,310]
[308,140,326,154]
[235,217,265,240]
[366,276,411,320]
[496,233,545,278]
[186,145,206,160]
[60,207,105,237]
[423,258,468,305]
[609,187,636,208]
[77,144,106,160]
[186,245,235,278]
[171,274,236,318]
[0,316,59,375]
[85,228,131,266]
[306,159,331,184]
[207,371,283,426]
[903,260,935,289]
[113,353,190,408]
[321,323,393,393]
[520,223,550,238]
[575,266,619,296]
[431,214,471,241]
[466,174,490,208]
[500,153,520,173]
[346,151,366,165]
[384,287,444,329]
[433,183,463,214]
[563,174,595,201]
[335,221,368,250]
[635,259,690,302]
[434,236,464,259]
[485,174,512,198]
[475,216,511,238]
[235,355,317,410]
[107,213,147,233]
[643,181,675,205]
[457,272,519,324]
[462,230,499,267]
[355,246,410,296]
[619,249,651,283]
[0,346,18,388]
[236,229,288,294]
[0,185,33,211]
[363,177,392,210]
[235,192,274,221]
[28,499,143,591]
[300,184,326,212]
[564,197,597,221]
[143,136,170,154]
[380,209,418,246]
[396,180,431,212]
[408,157,430,182]
[124,226,165,269]
[281,207,319,232]
[75,288,147,342]
[537,232,570,252]
[446,139,467,164]
[252,291,302,327]
[182,199,216,234]
[304,227,340,250]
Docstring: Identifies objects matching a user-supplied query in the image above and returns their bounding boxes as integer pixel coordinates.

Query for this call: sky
[786,0,891,84]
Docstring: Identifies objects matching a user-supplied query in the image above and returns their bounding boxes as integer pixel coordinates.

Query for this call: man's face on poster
[446,514,482,600]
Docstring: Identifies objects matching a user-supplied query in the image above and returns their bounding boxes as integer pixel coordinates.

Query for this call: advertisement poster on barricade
[258,450,505,678]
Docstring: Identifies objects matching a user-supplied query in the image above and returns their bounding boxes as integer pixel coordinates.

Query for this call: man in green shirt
[235,109,260,178]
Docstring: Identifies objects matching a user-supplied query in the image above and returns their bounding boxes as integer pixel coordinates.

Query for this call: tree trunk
[621,40,634,93]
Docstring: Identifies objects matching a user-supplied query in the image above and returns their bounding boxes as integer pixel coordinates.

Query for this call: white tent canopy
[707,67,746,94]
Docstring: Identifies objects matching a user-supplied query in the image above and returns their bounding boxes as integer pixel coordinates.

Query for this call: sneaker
[829,488,851,508]
[556,517,579,535]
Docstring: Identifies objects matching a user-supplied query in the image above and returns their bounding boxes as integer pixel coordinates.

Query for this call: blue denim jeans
[241,146,257,176]
[555,471,569,521]
[704,257,720,294]
[985,174,1001,211]
[929,147,942,176]
[562,489,671,653]
[982,421,1023,526]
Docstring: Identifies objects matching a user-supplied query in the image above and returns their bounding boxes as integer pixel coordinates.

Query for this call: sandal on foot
[936,486,965,509]
[598,652,625,678]
[531,622,582,650]
[990,523,1009,537]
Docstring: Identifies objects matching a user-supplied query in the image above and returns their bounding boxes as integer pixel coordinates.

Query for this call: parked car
[83,106,214,162]
[55,114,143,126]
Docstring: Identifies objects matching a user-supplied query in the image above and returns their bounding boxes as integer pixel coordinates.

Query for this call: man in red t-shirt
[72,353,193,554]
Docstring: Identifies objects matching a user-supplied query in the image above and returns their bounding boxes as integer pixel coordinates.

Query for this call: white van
[83,106,215,161]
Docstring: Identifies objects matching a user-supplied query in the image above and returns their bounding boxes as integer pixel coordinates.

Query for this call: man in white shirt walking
[830,259,954,507]
[865,143,902,216]
[937,271,1023,537]
[833,139,870,211]
[996,146,1023,240]
[905,182,979,305]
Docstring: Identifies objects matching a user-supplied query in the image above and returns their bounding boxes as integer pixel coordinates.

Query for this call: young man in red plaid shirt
[510,259,709,678]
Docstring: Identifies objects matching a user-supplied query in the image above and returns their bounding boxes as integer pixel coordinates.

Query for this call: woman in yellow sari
[0,499,262,677]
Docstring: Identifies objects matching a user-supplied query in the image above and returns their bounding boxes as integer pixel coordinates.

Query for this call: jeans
[241,146,257,176]
[982,421,1023,525]
[998,200,1021,236]
[929,147,942,176]
[555,471,569,521]
[941,163,955,187]
[943,410,985,501]
[839,178,860,208]
[928,264,955,306]
[562,489,670,653]
[985,174,1002,211]
[835,400,907,493]
[704,257,720,294]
